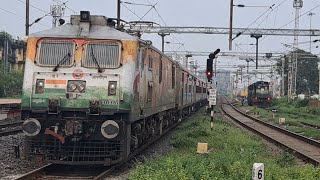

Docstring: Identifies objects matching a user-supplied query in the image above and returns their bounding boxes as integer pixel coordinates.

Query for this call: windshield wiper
[90,46,103,73]
[53,53,71,71]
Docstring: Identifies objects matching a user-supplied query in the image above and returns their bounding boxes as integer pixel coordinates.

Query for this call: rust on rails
[221,97,320,166]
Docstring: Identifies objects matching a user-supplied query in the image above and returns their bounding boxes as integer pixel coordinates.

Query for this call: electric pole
[26,0,30,36]
[229,0,234,50]
[117,0,121,29]
[308,12,315,52]
[291,0,303,99]
[158,33,170,52]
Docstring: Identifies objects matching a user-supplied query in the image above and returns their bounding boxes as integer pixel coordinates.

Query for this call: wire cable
[17,0,48,13]
[121,2,142,19]
[122,1,153,7]
[246,3,320,53]
[0,7,50,28]
[147,0,189,53]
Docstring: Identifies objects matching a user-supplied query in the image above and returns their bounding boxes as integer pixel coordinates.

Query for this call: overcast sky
[1,0,320,73]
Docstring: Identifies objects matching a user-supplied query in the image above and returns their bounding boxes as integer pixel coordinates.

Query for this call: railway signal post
[206,49,220,129]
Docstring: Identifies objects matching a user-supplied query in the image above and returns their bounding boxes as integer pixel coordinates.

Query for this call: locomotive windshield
[36,40,75,66]
[83,42,121,69]
[256,86,269,97]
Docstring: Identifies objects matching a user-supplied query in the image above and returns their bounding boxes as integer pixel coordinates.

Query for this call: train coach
[21,12,208,166]
[247,81,272,108]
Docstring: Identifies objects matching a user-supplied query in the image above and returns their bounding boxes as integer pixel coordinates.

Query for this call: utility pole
[281,57,285,97]
[229,0,234,50]
[292,0,303,99]
[26,0,30,36]
[158,33,170,52]
[214,58,217,77]
[251,34,262,69]
[239,66,245,83]
[308,12,315,52]
[117,0,121,29]
[318,63,320,96]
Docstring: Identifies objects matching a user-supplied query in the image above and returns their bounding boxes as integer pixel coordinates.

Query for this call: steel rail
[15,107,204,179]
[0,121,23,129]
[299,121,320,129]
[0,128,22,137]
[221,98,320,166]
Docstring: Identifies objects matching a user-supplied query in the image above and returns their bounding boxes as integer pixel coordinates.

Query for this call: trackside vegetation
[0,63,23,98]
[238,97,320,140]
[128,113,320,180]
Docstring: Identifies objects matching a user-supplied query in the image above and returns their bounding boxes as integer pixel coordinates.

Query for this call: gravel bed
[106,110,205,180]
[0,110,204,180]
[106,129,177,180]
[0,133,46,180]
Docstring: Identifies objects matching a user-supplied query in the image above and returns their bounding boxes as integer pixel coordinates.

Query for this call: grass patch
[128,114,320,180]
[238,98,320,140]
[288,127,320,140]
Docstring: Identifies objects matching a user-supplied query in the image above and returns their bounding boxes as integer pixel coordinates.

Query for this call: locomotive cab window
[82,42,121,69]
[36,40,75,66]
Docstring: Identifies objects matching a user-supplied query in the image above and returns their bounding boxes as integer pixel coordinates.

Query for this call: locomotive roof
[29,23,138,41]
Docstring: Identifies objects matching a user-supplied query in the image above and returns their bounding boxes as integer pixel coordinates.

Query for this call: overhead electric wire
[146,0,189,53]
[0,7,24,19]
[139,3,156,21]
[237,0,288,46]
[0,7,50,28]
[246,3,320,53]
[17,0,48,13]
[122,1,154,7]
[121,2,143,19]
[51,0,77,14]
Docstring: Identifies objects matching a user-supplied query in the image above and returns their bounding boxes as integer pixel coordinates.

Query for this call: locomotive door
[138,47,146,109]
[181,72,184,105]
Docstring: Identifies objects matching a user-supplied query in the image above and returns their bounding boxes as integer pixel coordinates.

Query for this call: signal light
[206,59,213,80]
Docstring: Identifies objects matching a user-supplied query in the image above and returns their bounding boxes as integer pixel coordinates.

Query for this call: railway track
[221,97,320,166]
[15,108,203,179]
[299,121,320,129]
[0,121,23,136]
[14,164,116,180]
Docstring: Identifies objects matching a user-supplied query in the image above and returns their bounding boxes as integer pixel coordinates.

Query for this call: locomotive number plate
[101,100,119,105]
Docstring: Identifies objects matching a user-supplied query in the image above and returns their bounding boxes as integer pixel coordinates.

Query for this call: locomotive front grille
[36,40,75,66]
[83,42,121,69]
[26,139,124,165]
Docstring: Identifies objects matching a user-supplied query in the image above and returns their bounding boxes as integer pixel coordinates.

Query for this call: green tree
[276,49,320,96]
[0,62,24,98]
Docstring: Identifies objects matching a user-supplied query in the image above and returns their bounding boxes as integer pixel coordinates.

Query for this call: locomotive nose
[22,118,41,136]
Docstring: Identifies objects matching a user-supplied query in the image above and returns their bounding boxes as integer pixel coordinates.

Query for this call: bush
[293,99,309,108]
[0,64,23,98]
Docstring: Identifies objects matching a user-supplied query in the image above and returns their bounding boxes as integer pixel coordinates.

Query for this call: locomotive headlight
[69,83,77,92]
[108,81,117,96]
[78,83,86,92]
[22,118,41,136]
[36,79,45,94]
[101,120,119,139]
